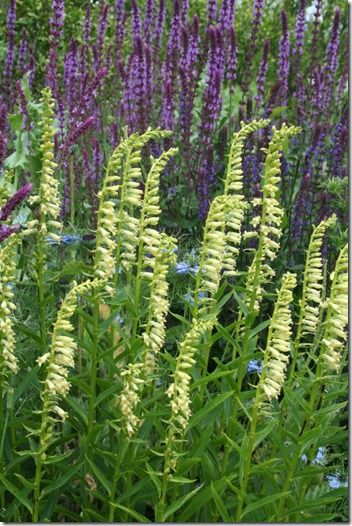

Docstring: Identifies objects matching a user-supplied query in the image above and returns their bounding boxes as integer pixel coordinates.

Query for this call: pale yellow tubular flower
[142,234,177,373]
[222,196,247,278]
[223,119,270,197]
[38,279,100,419]
[261,272,297,401]
[94,134,133,283]
[140,148,178,280]
[0,236,21,376]
[36,88,62,240]
[116,129,172,273]
[244,124,300,312]
[166,319,213,430]
[321,244,348,371]
[196,195,228,312]
[299,215,337,339]
[118,362,144,437]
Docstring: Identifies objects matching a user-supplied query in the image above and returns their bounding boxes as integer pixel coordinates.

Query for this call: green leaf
[0,472,33,514]
[41,462,83,496]
[162,484,203,520]
[241,491,290,518]
[110,503,151,522]
[210,481,231,522]
[187,391,233,430]
[86,457,112,493]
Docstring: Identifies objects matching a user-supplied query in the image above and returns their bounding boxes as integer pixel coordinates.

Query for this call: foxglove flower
[261,272,296,401]
[321,244,348,371]
[0,236,20,376]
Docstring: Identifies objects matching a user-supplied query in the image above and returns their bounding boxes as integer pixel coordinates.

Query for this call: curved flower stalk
[260,272,297,401]
[133,147,178,332]
[33,278,99,522]
[29,88,62,242]
[142,234,177,374]
[223,119,270,197]
[93,135,133,283]
[235,272,296,522]
[0,235,20,380]
[321,243,348,371]
[195,195,227,312]
[27,88,62,362]
[166,319,213,432]
[289,215,337,380]
[222,120,270,278]
[244,124,300,313]
[118,362,144,438]
[115,129,172,276]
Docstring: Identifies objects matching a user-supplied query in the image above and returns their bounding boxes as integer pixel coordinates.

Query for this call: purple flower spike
[46,0,65,99]
[19,29,28,75]
[62,116,95,153]
[219,0,236,34]
[207,0,217,24]
[225,27,237,81]
[255,38,269,109]
[131,0,142,42]
[0,183,33,222]
[323,8,340,109]
[5,0,16,82]
[293,0,306,60]
[278,10,290,106]
[144,0,155,44]
[0,224,20,244]
[94,3,109,70]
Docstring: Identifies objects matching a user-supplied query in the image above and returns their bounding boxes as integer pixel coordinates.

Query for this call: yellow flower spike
[298,215,337,341]
[142,233,177,374]
[0,236,21,378]
[260,272,297,401]
[38,88,62,237]
[244,124,301,313]
[321,243,348,371]
[224,119,270,196]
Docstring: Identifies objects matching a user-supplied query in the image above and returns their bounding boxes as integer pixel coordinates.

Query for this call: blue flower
[312,447,326,465]
[176,262,197,275]
[46,236,60,246]
[62,234,82,245]
[183,291,207,307]
[326,473,348,489]
[247,359,263,374]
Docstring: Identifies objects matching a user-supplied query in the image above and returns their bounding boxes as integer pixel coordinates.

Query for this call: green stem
[108,440,129,522]
[156,427,175,522]
[37,233,47,357]
[87,295,100,460]
[235,388,261,521]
